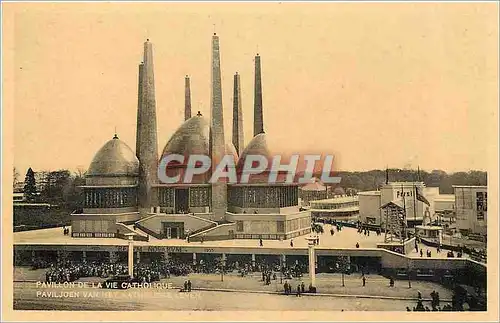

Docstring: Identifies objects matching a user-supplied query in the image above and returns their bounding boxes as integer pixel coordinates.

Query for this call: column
[163,250,169,262]
[128,237,134,277]
[307,239,316,288]
[14,251,21,266]
[31,250,36,262]
[109,251,117,263]
[251,254,256,267]
[192,253,197,265]
[136,251,141,264]
[315,254,319,270]
[282,254,286,265]
[82,251,87,262]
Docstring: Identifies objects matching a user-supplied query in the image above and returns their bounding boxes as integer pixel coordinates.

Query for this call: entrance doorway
[175,188,189,213]
[162,222,184,239]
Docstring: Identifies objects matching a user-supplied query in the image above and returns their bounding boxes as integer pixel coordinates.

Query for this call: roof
[434,194,455,201]
[87,136,139,177]
[415,225,443,230]
[452,185,487,189]
[161,115,210,158]
[161,115,238,163]
[311,196,359,204]
[380,200,404,210]
[237,133,271,166]
[358,190,381,196]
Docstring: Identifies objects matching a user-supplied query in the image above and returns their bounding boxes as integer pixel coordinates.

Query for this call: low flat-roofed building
[310,195,359,220]
[453,185,487,238]
[434,194,456,224]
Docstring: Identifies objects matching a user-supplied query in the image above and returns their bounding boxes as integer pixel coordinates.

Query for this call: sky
[3,2,498,176]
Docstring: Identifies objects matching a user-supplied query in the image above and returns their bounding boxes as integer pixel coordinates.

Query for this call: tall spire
[210,33,227,220]
[253,53,264,136]
[184,75,192,120]
[136,39,159,213]
[232,72,244,156]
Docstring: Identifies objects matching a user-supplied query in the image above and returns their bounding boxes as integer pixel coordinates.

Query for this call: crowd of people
[43,259,198,284]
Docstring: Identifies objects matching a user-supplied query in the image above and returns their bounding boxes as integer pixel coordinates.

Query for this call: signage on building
[396,190,413,198]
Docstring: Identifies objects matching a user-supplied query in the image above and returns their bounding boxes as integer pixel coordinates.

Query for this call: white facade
[454,185,487,236]
[359,182,438,226]
[358,191,382,225]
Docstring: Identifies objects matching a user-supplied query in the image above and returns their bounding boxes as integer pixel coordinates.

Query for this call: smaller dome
[87,135,139,177]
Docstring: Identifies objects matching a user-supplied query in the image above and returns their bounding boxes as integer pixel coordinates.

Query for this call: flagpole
[401,183,407,244]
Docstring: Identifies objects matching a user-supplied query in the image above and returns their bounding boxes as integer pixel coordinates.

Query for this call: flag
[415,186,430,206]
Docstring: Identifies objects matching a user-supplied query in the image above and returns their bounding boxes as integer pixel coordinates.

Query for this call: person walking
[259,238,263,247]
[362,275,366,287]
[290,239,294,247]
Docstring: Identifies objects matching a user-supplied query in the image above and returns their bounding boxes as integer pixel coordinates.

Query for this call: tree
[23,168,37,202]
[338,255,350,287]
[13,167,20,189]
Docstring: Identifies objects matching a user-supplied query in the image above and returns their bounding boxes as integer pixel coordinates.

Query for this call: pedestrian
[259,238,263,247]
[290,239,294,247]
[420,249,423,257]
[301,281,305,293]
[418,290,422,299]
[330,229,334,236]
[187,280,192,292]
[297,285,301,297]
[284,281,289,295]
[356,242,360,248]
[389,277,394,287]
[367,230,370,236]
[183,280,188,292]
[362,275,366,287]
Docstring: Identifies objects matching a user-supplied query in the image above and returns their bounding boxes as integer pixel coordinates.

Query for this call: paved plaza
[15,224,464,260]
[14,281,430,311]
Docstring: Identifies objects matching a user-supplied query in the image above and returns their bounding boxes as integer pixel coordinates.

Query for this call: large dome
[161,114,238,163]
[87,135,139,177]
[161,114,210,158]
[237,133,271,167]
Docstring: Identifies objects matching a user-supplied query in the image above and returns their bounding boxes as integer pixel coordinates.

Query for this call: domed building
[72,35,311,241]
[71,134,142,238]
